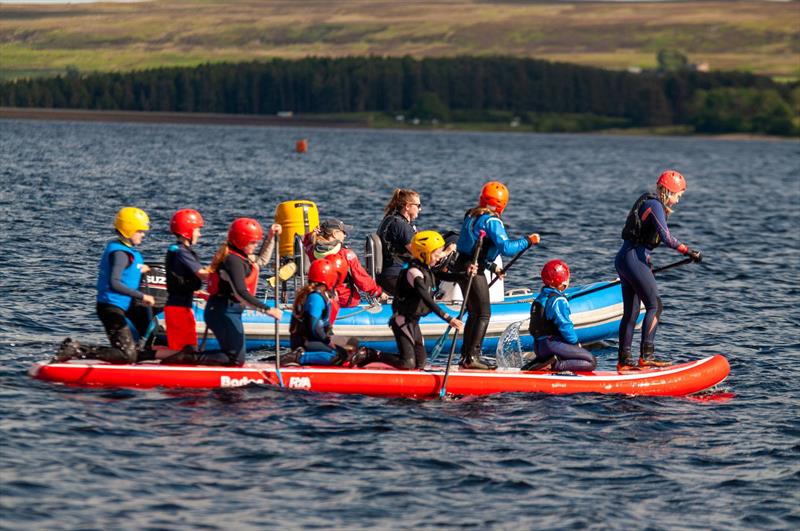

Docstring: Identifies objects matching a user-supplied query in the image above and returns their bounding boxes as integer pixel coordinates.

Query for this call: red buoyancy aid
[207,248,260,298]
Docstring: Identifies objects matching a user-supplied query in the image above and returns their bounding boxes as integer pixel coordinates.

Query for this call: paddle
[567,257,694,301]
[266,261,297,289]
[487,246,527,289]
[274,234,284,388]
[439,230,486,399]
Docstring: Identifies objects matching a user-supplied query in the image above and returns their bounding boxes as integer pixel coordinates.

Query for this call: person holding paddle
[354,231,463,369]
[615,170,702,370]
[522,260,596,372]
[55,207,155,364]
[453,181,540,370]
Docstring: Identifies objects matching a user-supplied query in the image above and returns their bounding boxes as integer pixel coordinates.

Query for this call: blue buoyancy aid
[96,239,144,310]
[456,213,529,270]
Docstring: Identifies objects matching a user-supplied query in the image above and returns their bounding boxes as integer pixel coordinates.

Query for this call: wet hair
[383,188,420,216]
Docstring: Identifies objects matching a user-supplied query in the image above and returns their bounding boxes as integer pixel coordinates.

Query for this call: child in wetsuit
[523,260,597,372]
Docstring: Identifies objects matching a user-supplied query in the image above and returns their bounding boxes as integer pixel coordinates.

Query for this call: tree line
[1,56,797,135]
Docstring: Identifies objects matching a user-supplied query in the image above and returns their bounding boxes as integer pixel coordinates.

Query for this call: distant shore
[1,107,793,141]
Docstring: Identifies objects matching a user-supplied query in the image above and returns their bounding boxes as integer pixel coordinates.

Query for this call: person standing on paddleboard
[159,209,209,360]
[55,207,156,364]
[523,260,596,372]
[354,231,464,370]
[615,170,702,370]
[201,218,282,366]
[453,181,540,370]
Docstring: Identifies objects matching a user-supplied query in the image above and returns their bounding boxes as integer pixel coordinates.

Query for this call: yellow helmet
[410,230,446,265]
[114,207,150,238]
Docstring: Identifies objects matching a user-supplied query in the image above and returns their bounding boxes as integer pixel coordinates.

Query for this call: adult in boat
[55,207,156,364]
[453,181,540,370]
[303,218,388,316]
[198,218,282,366]
[375,188,420,294]
[160,209,209,358]
[284,258,360,366]
[522,260,596,372]
[615,170,702,370]
[355,231,463,369]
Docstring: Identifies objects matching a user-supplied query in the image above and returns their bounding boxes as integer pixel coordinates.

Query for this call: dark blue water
[1,119,798,530]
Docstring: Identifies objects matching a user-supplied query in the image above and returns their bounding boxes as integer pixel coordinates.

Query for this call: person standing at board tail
[375,188,420,295]
[453,181,540,370]
[161,209,209,358]
[193,218,282,366]
[55,207,155,364]
[522,260,597,372]
[355,231,464,370]
[615,170,703,371]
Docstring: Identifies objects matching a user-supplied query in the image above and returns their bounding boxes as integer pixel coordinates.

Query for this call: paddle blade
[267,262,298,288]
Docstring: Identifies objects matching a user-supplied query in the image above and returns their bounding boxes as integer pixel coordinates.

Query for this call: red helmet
[170,209,204,240]
[227,218,263,249]
[308,259,337,290]
[325,255,349,286]
[657,170,686,193]
[541,259,570,289]
[479,181,509,214]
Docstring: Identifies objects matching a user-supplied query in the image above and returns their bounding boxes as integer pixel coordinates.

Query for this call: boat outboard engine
[139,262,168,316]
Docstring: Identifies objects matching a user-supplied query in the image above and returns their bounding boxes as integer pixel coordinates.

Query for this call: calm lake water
[1,119,798,530]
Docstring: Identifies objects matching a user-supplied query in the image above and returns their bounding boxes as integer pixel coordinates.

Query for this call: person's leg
[202,299,245,366]
[458,274,495,369]
[616,248,642,369]
[545,339,597,372]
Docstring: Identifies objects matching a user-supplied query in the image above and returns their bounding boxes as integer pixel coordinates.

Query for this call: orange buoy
[296,139,308,153]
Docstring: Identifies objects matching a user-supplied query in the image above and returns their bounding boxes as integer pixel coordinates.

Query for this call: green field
[1,0,798,80]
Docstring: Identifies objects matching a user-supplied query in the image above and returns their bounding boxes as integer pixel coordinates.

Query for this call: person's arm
[407,268,451,324]
[644,200,687,253]
[253,224,282,267]
[306,292,331,343]
[485,217,529,257]
[177,247,208,281]
[551,297,579,344]
[109,251,144,300]
[346,250,382,297]
[224,256,272,311]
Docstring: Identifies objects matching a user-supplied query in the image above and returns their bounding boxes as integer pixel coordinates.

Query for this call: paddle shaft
[568,257,694,301]
[439,231,485,398]
[274,234,284,388]
[487,246,528,288]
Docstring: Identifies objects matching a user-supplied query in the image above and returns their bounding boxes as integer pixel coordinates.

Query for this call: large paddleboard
[30,355,729,397]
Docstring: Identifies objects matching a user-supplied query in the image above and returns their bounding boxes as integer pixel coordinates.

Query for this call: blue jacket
[533,287,578,344]
[96,239,144,310]
[456,213,529,269]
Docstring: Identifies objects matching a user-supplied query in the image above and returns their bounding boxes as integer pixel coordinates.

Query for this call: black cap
[320,218,353,235]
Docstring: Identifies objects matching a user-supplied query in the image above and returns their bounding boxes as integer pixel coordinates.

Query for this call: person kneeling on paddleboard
[453,181,540,370]
[159,209,209,359]
[284,258,361,366]
[522,260,597,372]
[186,218,282,366]
[354,231,463,370]
[615,170,702,371]
[55,207,156,364]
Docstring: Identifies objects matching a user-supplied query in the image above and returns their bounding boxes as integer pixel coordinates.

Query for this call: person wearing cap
[55,207,156,364]
[303,217,388,320]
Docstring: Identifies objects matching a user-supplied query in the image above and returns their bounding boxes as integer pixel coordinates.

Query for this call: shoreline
[1,107,793,141]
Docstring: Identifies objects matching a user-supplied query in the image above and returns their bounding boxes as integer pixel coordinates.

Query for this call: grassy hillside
[1,0,798,81]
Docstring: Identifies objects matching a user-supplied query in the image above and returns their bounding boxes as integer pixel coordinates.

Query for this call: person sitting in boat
[522,260,597,372]
[173,218,282,366]
[283,258,360,366]
[616,170,702,371]
[55,207,156,364]
[159,209,209,359]
[375,188,420,295]
[452,181,540,370]
[354,231,463,370]
[303,217,388,312]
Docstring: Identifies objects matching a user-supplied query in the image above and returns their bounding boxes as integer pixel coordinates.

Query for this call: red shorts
[164,305,198,350]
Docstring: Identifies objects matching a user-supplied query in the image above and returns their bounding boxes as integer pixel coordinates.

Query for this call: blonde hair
[465,206,496,218]
[656,184,674,217]
[383,188,420,216]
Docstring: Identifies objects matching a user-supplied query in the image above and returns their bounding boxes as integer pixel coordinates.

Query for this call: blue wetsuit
[455,212,529,364]
[289,290,338,365]
[615,193,688,355]
[530,287,596,372]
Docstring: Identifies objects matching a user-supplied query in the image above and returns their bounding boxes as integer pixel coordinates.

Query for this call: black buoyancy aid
[377,212,413,267]
[392,261,437,318]
[621,192,662,248]
[528,293,561,339]
[165,245,202,298]
[289,289,332,344]
[207,248,259,298]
